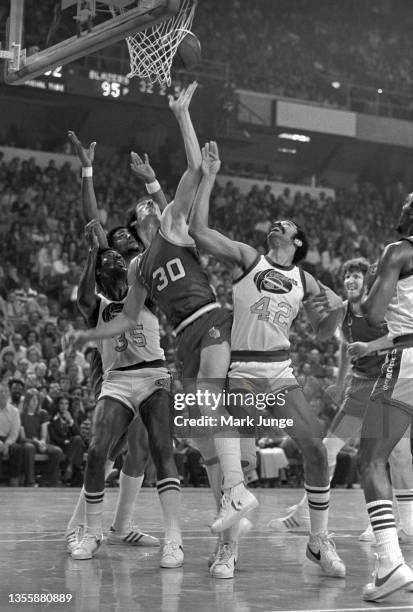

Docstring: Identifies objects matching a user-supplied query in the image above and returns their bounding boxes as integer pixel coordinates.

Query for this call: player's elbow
[188,221,202,239]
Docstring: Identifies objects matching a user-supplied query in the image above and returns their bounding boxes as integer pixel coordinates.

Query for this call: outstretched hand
[84,219,101,251]
[130,152,156,183]
[307,282,342,314]
[168,81,198,116]
[68,130,96,167]
[63,329,90,352]
[201,141,221,177]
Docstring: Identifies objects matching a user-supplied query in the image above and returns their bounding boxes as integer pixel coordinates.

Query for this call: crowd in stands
[196,0,413,117]
[0,146,410,488]
[13,0,413,118]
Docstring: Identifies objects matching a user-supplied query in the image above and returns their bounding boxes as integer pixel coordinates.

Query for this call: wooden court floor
[1,487,413,612]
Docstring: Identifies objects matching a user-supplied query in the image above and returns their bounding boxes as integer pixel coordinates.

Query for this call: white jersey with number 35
[96,255,164,373]
[96,295,164,373]
[231,255,305,351]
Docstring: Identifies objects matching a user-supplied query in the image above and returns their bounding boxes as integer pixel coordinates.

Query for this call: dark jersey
[342,301,388,378]
[138,229,216,328]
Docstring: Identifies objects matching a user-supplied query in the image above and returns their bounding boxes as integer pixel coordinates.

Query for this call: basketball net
[110,0,195,86]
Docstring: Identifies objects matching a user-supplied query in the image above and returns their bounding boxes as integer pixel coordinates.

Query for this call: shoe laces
[81,533,100,546]
[215,543,234,566]
[314,532,339,556]
[164,540,180,556]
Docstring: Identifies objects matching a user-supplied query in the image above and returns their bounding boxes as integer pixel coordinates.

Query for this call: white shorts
[228,360,299,394]
[99,367,171,416]
[371,347,413,414]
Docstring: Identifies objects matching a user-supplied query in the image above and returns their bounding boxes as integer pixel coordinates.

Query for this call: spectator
[48,395,84,485]
[20,388,63,486]
[0,347,16,379]
[0,383,22,486]
[8,378,25,411]
[8,333,27,361]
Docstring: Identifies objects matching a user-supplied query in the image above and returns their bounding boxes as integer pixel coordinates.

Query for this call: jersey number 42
[250,296,292,327]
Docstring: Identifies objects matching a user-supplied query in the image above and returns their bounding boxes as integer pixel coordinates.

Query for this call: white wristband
[145,180,160,194]
[82,166,93,178]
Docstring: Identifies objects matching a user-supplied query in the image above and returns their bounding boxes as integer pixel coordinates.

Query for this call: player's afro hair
[106,226,127,248]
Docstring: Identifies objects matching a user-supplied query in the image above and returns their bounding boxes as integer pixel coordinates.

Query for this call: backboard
[1,0,180,84]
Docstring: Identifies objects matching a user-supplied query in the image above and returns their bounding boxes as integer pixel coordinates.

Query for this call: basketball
[173,32,202,71]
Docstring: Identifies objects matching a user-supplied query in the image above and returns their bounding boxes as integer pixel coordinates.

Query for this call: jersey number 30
[153,258,186,291]
[250,297,292,327]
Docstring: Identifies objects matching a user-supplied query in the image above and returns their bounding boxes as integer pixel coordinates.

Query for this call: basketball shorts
[228,359,299,396]
[99,367,171,416]
[176,307,232,384]
[340,375,376,419]
[370,347,413,415]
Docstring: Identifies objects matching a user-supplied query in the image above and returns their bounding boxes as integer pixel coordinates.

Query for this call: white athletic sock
[394,489,413,535]
[213,436,243,490]
[367,500,402,563]
[112,472,144,532]
[157,478,182,545]
[84,489,105,536]
[305,483,330,535]
[324,436,346,481]
[67,486,86,531]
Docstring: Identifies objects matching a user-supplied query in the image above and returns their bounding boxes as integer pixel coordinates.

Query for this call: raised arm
[303,274,344,341]
[130,151,168,212]
[166,82,202,223]
[68,130,108,248]
[361,242,408,326]
[188,141,257,269]
[77,221,101,327]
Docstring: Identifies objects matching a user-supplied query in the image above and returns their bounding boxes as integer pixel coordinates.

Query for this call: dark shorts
[370,347,413,416]
[341,375,377,419]
[176,307,232,383]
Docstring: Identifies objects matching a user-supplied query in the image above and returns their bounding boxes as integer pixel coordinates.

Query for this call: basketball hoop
[110,0,196,86]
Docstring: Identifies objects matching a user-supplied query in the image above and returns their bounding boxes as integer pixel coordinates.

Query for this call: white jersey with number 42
[231,255,305,351]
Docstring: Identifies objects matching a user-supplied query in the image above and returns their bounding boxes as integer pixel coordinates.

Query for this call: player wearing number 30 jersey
[71,82,258,576]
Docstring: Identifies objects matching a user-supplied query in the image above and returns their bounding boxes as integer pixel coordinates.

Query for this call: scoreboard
[19,64,186,103]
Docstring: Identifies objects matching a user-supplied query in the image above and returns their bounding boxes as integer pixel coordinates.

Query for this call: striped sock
[394,489,413,535]
[84,489,104,536]
[157,478,182,545]
[367,500,401,560]
[305,483,330,535]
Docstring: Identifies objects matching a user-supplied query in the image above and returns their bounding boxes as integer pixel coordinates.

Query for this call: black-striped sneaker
[107,525,160,547]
